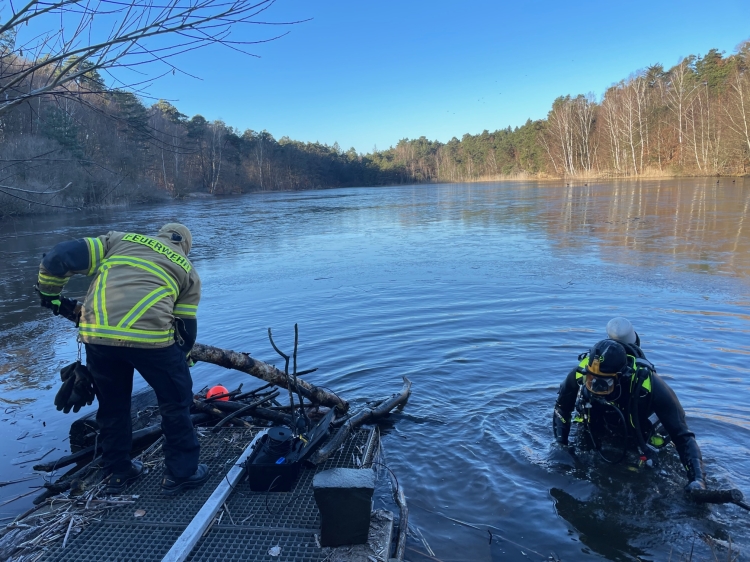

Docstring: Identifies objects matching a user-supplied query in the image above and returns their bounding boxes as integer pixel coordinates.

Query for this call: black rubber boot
[161,463,210,496]
[105,460,144,494]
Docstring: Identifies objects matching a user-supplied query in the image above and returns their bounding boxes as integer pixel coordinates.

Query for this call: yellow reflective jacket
[38,231,200,348]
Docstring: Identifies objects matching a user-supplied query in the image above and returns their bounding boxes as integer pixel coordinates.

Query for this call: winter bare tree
[0,0,298,206]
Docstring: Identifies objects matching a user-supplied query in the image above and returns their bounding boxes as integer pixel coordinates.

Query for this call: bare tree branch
[0,185,81,209]
[0,0,302,114]
[0,181,72,194]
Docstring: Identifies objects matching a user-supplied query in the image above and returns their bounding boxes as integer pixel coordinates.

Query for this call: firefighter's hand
[40,293,62,315]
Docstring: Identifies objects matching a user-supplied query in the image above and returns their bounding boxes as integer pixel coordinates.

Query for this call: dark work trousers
[85,343,200,478]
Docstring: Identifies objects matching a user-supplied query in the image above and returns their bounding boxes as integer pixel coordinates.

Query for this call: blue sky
[26,0,750,153]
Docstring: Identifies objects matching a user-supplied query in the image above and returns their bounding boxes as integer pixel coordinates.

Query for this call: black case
[246,433,302,492]
[246,408,336,492]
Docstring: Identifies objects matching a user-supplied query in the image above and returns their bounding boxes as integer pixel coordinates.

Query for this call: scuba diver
[553,318,706,492]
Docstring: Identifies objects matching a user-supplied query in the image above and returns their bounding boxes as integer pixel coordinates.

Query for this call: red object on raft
[206,385,230,401]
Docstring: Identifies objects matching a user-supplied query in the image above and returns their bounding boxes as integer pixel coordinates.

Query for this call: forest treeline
[1,37,749,215]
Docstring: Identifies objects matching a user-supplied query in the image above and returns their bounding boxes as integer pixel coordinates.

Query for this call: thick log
[191,343,348,413]
[310,376,411,465]
[50,314,347,414]
[690,488,750,511]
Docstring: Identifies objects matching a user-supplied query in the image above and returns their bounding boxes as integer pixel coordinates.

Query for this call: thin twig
[0,486,44,506]
[61,514,75,549]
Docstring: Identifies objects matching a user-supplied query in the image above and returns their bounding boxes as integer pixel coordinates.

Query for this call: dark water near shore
[1,179,749,561]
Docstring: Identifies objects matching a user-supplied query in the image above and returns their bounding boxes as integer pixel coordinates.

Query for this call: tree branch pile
[191,342,348,412]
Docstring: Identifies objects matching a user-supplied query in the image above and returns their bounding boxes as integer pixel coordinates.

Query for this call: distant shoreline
[3,174,748,220]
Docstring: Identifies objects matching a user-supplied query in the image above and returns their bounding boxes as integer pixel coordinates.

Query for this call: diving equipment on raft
[245,323,334,492]
[245,408,335,491]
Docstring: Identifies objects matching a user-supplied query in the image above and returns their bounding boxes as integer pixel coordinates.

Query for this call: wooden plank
[161,429,268,562]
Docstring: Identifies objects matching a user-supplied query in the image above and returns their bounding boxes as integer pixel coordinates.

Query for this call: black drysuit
[555,347,704,484]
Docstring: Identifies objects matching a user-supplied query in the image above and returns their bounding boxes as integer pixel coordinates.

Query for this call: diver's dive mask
[584,357,620,396]
[581,338,630,396]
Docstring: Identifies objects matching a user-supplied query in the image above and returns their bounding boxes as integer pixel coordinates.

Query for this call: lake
[1,178,749,561]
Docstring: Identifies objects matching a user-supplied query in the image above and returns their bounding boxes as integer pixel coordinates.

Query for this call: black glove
[553,406,571,445]
[58,297,79,323]
[40,293,62,315]
[54,362,97,414]
[685,458,707,492]
[54,362,78,411]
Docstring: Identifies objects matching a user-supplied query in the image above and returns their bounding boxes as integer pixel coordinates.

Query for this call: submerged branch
[310,376,411,465]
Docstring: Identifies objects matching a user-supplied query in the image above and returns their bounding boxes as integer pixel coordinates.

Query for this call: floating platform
[30,426,392,562]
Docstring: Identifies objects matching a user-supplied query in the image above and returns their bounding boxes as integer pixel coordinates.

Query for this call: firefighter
[38,223,209,495]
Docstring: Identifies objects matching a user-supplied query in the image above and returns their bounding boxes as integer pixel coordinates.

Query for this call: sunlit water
[1,179,749,561]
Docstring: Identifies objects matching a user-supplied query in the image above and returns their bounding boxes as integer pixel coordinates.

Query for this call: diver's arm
[553,368,580,444]
[650,373,705,487]
[556,368,580,414]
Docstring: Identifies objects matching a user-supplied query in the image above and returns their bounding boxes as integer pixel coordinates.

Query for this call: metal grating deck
[218,427,372,531]
[41,523,184,562]
[38,426,380,562]
[187,529,326,562]
[187,427,376,560]
[103,428,257,526]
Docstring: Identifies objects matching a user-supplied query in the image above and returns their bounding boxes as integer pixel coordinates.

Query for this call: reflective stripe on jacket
[38,231,200,348]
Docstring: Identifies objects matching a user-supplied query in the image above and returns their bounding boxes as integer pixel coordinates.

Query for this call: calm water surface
[1,179,749,561]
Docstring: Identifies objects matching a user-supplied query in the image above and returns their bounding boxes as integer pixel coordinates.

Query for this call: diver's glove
[685,458,707,492]
[553,406,571,445]
[54,361,97,414]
